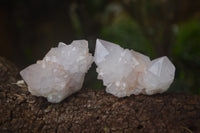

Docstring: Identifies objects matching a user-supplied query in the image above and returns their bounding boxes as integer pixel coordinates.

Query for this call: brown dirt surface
[0,57,200,133]
[0,57,19,84]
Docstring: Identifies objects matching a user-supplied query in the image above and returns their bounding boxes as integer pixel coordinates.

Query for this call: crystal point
[20,40,93,103]
[94,39,175,97]
[94,39,109,63]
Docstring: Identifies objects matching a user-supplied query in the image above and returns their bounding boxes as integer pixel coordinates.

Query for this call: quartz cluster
[20,40,93,103]
[94,39,175,97]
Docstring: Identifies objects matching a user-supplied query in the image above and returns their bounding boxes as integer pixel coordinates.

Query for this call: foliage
[100,14,155,58]
[2,0,200,94]
[170,19,200,94]
[70,1,200,94]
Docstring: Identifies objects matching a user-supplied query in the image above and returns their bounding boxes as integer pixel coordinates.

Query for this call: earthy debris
[0,57,200,132]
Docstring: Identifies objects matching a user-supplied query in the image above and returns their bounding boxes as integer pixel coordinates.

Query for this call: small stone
[94,39,175,97]
[20,40,93,103]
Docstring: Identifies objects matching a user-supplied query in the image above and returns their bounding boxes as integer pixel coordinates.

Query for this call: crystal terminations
[94,39,175,97]
[20,40,93,103]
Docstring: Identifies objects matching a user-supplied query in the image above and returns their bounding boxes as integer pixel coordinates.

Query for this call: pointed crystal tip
[142,56,176,94]
[95,39,123,64]
[58,42,67,48]
[148,56,175,79]
[94,39,109,63]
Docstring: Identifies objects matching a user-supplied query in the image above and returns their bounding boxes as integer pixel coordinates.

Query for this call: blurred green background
[0,0,200,94]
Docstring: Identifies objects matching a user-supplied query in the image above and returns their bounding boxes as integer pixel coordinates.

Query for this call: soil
[0,57,200,133]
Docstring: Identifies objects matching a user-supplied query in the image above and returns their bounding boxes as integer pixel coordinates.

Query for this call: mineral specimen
[20,40,93,103]
[94,39,175,97]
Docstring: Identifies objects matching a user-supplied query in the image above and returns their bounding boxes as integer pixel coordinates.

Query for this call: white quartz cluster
[94,39,175,97]
[20,40,93,103]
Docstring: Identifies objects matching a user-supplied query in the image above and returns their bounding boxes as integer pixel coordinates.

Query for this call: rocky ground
[0,56,200,133]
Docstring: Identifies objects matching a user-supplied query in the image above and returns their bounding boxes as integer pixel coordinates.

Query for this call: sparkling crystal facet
[94,39,175,97]
[20,40,93,103]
